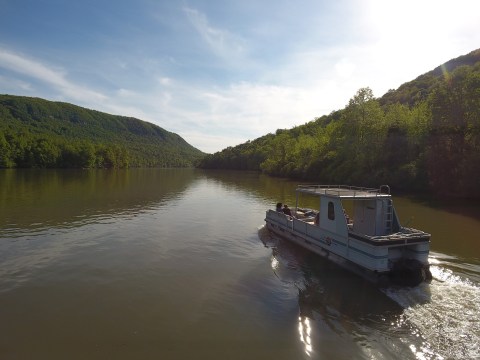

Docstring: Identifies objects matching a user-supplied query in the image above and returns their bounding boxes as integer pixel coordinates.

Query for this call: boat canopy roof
[296,185,391,199]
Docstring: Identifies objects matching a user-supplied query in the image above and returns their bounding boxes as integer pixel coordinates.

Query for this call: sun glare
[366,0,480,45]
[366,0,450,43]
[360,0,479,93]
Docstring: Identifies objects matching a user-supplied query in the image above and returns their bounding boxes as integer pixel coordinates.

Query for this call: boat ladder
[385,199,393,233]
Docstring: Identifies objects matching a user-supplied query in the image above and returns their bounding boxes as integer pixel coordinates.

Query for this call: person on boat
[343,208,350,224]
[276,202,283,212]
[282,204,292,216]
[314,211,320,225]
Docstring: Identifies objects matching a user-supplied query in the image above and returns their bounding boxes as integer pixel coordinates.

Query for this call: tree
[0,133,14,168]
[337,88,386,183]
[34,138,60,168]
[427,66,480,197]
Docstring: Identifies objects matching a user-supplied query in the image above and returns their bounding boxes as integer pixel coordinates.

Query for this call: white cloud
[137,79,340,152]
[116,88,136,98]
[158,77,172,86]
[180,131,246,154]
[0,74,32,92]
[0,48,107,104]
[335,58,356,79]
[183,6,246,60]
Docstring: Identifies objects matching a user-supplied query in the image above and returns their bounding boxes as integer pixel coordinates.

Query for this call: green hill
[198,49,480,198]
[0,95,205,168]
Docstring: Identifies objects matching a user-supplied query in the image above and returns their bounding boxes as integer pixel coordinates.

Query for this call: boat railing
[296,184,391,198]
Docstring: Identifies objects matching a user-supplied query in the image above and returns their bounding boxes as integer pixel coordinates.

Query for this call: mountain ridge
[0,94,205,168]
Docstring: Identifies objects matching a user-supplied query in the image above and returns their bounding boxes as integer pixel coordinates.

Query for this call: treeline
[0,130,130,168]
[198,50,480,198]
[0,95,204,168]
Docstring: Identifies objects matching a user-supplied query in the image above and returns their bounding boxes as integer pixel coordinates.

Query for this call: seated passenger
[282,204,292,216]
[276,202,283,212]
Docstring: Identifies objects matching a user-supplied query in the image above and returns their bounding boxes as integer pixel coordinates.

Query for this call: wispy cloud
[139,79,338,151]
[0,48,107,104]
[182,6,246,60]
[0,74,32,92]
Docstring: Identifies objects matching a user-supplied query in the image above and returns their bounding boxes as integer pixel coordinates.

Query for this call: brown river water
[0,168,479,359]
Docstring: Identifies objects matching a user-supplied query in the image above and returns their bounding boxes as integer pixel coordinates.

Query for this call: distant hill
[198,49,480,198]
[0,95,205,168]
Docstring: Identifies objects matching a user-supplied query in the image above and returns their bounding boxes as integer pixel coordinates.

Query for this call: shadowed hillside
[0,95,205,168]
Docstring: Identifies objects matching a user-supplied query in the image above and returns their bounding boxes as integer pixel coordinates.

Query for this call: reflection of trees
[6,167,461,240]
[199,169,311,208]
[0,168,198,233]
[204,168,480,227]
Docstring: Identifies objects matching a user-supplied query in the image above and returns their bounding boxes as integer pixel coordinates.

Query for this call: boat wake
[260,226,480,359]
[383,253,480,359]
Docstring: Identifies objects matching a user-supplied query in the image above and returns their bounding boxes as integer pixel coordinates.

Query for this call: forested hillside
[0,95,205,168]
[198,49,480,198]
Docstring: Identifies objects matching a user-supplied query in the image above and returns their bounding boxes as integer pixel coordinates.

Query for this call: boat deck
[348,226,430,246]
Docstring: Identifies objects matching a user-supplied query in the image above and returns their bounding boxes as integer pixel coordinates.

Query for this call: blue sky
[1,0,479,153]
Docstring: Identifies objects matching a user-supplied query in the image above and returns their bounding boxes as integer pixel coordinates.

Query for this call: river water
[0,169,479,359]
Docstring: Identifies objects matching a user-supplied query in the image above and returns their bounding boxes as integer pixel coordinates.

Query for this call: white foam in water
[384,264,480,359]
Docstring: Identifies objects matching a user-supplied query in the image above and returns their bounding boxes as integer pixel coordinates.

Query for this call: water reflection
[0,168,198,237]
[1,168,479,359]
[0,168,202,294]
[197,169,302,206]
[298,316,312,356]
